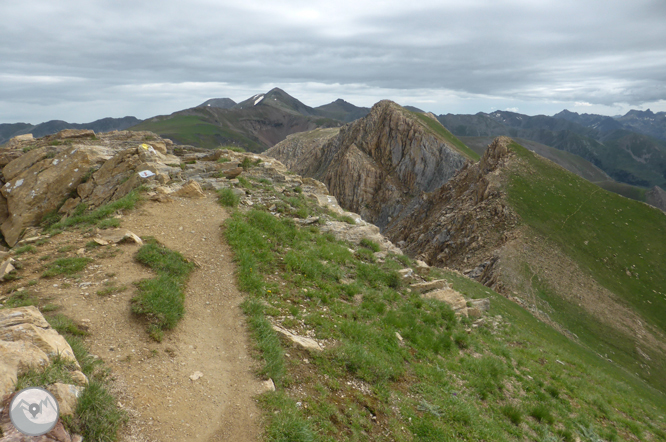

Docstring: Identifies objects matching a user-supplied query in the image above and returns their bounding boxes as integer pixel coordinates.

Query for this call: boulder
[55,129,95,139]
[1,146,108,246]
[0,258,15,279]
[98,229,143,245]
[0,149,24,168]
[47,383,84,416]
[223,167,243,179]
[409,279,449,293]
[0,307,79,363]
[78,147,144,208]
[0,307,87,400]
[58,197,81,215]
[272,324,323,351]
[10,134,33,143]
[174,180,205,198]
[398,268,415,281]
[0,340,50,398]
[423,288,468,316]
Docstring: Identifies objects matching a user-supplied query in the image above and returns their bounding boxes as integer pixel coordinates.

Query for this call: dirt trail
[56,194,262,441]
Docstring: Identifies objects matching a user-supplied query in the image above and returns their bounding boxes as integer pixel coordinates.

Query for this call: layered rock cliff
[0,130,180,246]
[384,137,519,287]
[266,100,471,229]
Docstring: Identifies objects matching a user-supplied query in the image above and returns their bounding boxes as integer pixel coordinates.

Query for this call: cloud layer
[2,0,666,122]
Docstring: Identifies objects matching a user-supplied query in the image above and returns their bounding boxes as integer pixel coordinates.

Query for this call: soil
[4,193,263,441]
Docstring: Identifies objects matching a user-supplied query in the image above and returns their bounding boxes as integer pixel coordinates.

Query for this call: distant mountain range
[130,88,372,152]
[0,116,142,145]
[438,109,666,189]
[3,92,666,195]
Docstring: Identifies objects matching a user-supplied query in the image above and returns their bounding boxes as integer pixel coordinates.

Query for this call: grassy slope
[460,136,611,183]
[221,182,666,442]
[505,141,666,391]
[130,115,263,151]
[410,112,480,161]
[594,180,647,202]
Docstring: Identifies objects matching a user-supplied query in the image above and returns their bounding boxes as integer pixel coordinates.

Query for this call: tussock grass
[42,257,92,277]
[218,188,240,207]
[3,290,39,308]
[13,245,37,255]
[131,240,195,340]
[44,333,127,442]
[14,354,77,390]
[48,189,143,232]
[222,194,666,441]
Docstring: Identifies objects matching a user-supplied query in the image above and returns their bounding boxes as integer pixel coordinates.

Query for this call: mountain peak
[198,98,236,109]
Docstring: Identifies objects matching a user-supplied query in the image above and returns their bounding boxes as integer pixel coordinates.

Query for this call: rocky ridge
[0,128,493,440]
[266,100,471,229]
[385,136,519,288]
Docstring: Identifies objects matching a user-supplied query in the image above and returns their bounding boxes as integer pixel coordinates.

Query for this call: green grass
[42,257,92,277]
[130,115,263,151]
[131,240,195,340]
[48,189,143,232]
[14,244,37,255]
[594,180,647,202]
[218,188,240,207]
[506,141,666,391]
[44,314,126,441]
[3,291,39,308]
[410,111,480,161]
[223,198,666,441]
[359,238,380,253]
[14,354,77,390]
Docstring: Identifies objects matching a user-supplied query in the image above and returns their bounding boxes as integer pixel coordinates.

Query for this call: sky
[2,0,666,124]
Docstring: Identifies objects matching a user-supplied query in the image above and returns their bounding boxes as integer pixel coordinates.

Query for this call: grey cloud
[1,0,666,122]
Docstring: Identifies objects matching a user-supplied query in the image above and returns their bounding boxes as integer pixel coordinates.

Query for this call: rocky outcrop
[267,100,471,229]
[0,307,87,400]
[646,185,666,212]
[1,145,110,245]
[385,137,519,288]
[0,130,181,246]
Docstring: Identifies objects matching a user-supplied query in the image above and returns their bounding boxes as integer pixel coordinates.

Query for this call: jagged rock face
[1,146,110,246]
[267,100,469,229]
[0,130,180,246]
[384,137,519,287]
[646,185,666,212]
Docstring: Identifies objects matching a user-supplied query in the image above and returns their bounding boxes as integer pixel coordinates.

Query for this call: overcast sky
[2,0,666,123]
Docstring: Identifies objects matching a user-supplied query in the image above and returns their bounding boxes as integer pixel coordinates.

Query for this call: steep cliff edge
[266,100,473,229]
[384,136,519,286]
[391,136,666,392]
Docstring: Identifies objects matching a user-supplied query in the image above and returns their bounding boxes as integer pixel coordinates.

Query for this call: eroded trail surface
[58,194,262,441]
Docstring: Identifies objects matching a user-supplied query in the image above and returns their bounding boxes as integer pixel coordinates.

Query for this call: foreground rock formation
[0,130,179,246]
[0,307,85,441]
[267,100,472,229]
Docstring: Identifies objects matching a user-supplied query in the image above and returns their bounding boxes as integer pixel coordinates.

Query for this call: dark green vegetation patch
[131,239,195,341]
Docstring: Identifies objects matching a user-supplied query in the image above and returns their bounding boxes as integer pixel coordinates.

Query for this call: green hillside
[130,115,263,150]
[411,111,480,161]
[505,141,666,391]
[222,187,666,442]
[594,180,647,202]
